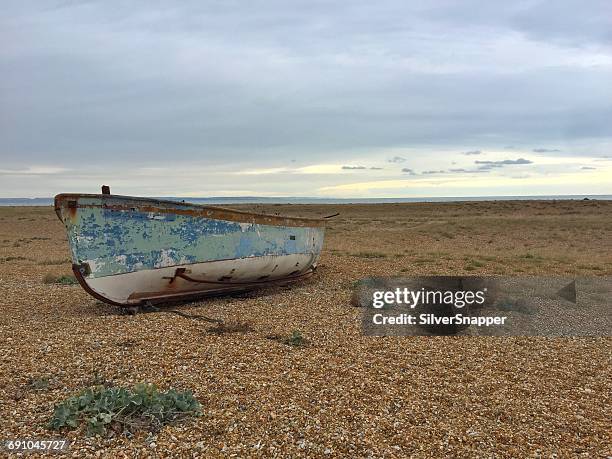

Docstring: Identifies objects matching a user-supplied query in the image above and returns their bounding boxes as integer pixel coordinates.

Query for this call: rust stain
[126,271,313,302]
[55,193,326,228]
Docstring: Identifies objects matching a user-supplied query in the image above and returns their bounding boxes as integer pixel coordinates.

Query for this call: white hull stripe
[84,253,316,305]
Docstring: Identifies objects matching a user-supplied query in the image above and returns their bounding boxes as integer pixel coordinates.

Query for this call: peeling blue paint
[61,198,324,278]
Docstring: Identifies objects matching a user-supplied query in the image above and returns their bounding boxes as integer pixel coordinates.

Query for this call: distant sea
[1,195,611,206]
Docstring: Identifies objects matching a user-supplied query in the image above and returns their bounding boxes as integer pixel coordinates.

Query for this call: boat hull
[55,194,325,306]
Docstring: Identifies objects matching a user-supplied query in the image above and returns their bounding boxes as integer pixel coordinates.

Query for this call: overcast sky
[1,0,611,197]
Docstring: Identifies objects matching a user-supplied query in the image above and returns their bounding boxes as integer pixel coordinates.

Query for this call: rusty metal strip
[72,263,125,307]
[126,272,314,302]
[173,267,314,285]
[55,194,326,228]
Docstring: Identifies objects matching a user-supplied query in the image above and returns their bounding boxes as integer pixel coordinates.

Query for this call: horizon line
[1,193,611,201]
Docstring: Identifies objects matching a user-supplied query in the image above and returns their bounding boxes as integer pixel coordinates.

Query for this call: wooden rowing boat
[54,191,325,307]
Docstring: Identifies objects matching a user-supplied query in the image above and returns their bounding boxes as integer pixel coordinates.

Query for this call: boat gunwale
[54,193,326,228]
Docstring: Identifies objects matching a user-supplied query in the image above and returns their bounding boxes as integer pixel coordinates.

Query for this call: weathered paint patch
[62,201,324,278]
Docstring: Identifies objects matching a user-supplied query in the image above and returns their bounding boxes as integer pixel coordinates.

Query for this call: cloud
[581,166,596,170]
[475,158,533,165]
[462,150,482,155]
[477,164,501,170]
[235,163,352,175]
[0,1,611,197]
[295,164,344,174]
[449,168,485,173]
[0,166,68,175]
[370,167,383,170]
[474,158,533,171]
[234,167,290,175]
[401,168,416,175]
[533,148,561,153]
[402,165,494,175]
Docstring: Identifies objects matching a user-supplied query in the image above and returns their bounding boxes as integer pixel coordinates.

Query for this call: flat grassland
[0,200,610,457]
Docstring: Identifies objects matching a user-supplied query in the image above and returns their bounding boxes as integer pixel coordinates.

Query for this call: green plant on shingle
[0,256,28,262]
[56,275,78,285]
[48,384,201,436]
[27,376,50,391]
[352,251,387,259]
[43,273,78,285]
[284,330,308,347]
[266,330,309,347]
